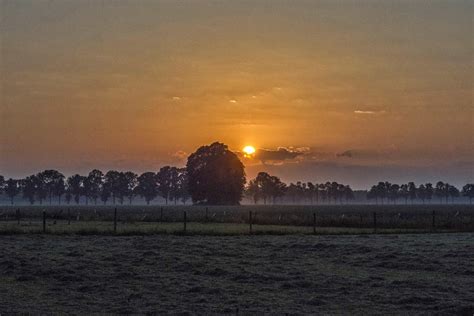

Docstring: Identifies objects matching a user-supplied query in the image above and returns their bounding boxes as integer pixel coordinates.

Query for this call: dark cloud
[336,150,354,158]
[255,147,304,163]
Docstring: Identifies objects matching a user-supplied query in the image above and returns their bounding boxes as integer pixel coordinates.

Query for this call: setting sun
[243,145,256,156]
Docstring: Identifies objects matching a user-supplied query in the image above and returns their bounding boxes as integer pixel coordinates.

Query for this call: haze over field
[1,0,472,188]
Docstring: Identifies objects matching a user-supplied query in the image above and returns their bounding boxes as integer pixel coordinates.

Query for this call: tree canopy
[186,142,246,205]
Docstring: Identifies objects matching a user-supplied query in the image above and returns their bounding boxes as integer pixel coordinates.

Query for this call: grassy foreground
[1,234,473,314]
[0,220,455,236]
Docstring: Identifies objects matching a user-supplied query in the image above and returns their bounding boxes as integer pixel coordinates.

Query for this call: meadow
[1,205,473,314]
[0,204,473,235]
[1,233,473,314]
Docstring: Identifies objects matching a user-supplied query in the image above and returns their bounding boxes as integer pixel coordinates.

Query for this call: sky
[1,0,473,189]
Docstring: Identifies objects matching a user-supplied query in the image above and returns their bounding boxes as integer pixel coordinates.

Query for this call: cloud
[354,110,386,115]
[229,99,237,103]
[172,150,188,161]
[172,96,181,101]
[336,150,354,158]
[255,147,304,163]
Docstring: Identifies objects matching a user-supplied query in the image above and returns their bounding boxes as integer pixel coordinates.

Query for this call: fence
[0,205,473,235]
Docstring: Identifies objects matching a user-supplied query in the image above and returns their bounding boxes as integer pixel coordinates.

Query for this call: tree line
[0,168,189,206]
[0,142,473,205]
[367,181,473,205]
[246,174,355,205]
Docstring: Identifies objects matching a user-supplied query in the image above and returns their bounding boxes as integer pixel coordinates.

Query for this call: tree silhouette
[5,179,20,205]
[176,168,190,204]
[306,182,316,204]
[448,185,459,203]
[425,183,434,204]
[136,172,158,205]
[104,171,121,204]
[100,185,110,205]
[67,174,85,204]
[85,169,104,204]
[253,172,286,204]
[36,170,64,204]
[53,175,66,204]
[318,183,327,203]
[245,179,260,204]
[417,184,426,204]
[255,172,272,204]
[462,184,474,204]
[0,175,4,195]
[376,182,388,204]
[22,175,39,204]
[286,183,299,203]
[435,181,445,203]
[122,171,138,204]
[269,175,286,204]
[186,142,245,205]
[157,166,179,205]
[367,185,378,204]
[343,185,355,203]
[37,170,64,205]
[388,183,400,204]
[407,182,417,204]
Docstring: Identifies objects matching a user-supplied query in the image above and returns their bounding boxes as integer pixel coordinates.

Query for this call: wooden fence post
[432,210,435,231]
[313,213,316,235]
[43,211,46,233]
[17,209,20,225]
[249,211,253,234]
[114,208,117,233]
[160,207,163,223]
[183,211,187,233]
[68,209,71,225]
[205,207,209,222]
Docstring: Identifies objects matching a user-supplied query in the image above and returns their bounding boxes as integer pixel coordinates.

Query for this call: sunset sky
[1,0,472,188]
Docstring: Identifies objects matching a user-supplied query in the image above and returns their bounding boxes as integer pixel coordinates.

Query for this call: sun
[243,145,256,157]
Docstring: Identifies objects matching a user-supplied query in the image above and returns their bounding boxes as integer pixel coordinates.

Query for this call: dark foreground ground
[0,234,473,314]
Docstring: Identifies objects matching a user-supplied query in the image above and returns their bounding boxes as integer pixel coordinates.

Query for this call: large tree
[186,142,246,205]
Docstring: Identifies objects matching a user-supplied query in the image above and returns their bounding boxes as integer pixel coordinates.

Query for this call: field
[0,204,473,235]
[1,233,473,314]
[1,205,473,314]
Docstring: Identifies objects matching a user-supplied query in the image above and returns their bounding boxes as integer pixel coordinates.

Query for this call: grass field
[1,233,473,314]
[1,205,473,313]
[0,204,473,235]
[0,220,443,236]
